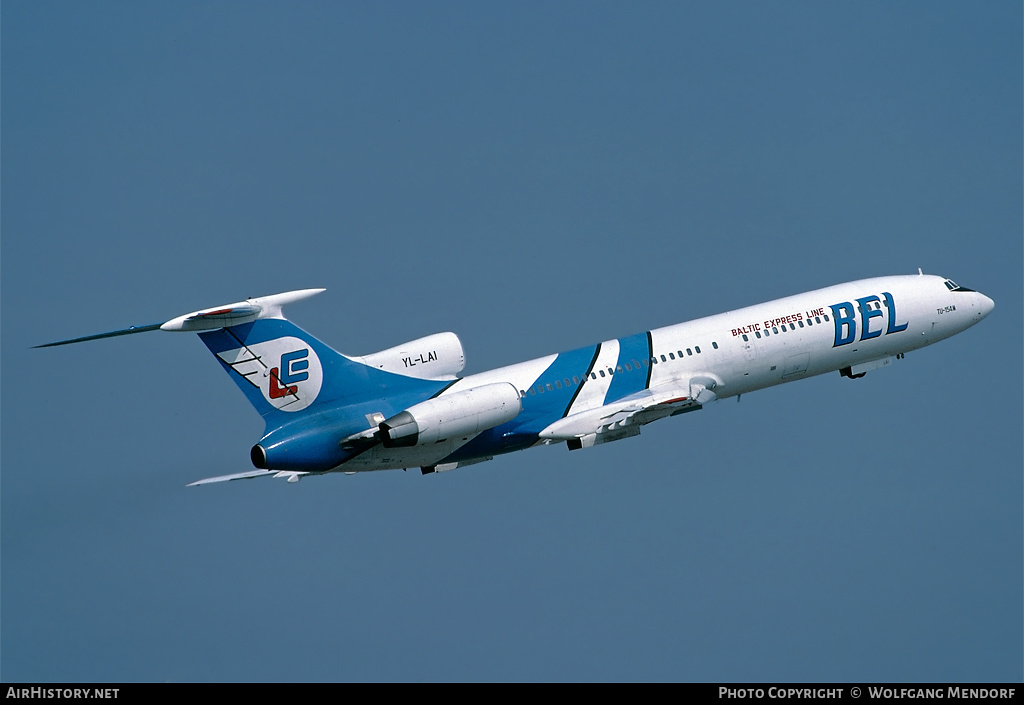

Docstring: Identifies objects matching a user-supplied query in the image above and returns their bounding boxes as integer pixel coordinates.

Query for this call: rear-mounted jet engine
[377,382,521,447]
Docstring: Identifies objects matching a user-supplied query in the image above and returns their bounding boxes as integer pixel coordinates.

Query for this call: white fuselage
[339,274,993,472]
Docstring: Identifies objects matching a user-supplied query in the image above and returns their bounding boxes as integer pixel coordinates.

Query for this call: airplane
[36,271,993,486]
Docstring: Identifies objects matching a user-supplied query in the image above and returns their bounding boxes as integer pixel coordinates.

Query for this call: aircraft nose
[978,293,995,318]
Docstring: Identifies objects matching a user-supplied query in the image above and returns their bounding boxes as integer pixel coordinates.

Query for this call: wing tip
[186,469,276,486]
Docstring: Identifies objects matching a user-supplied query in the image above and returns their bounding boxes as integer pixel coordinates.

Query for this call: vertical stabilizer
[199,319,453,427]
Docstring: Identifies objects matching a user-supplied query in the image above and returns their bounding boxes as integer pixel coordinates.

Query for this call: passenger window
[669,352,675,360]
[815,316,821,324]
[798,320,804,328]
[661,355,667,362]
[573,376,580,384]
[712,341,718,349]
[755,331,762,338]
[599,370,606,378]
[564,378,571,387]
[625,363,632,372]
[823,315,829,322]
[554,380,562,389]
[773,327,779,334]
[695,346,701,354]
[529,388,536,395]
[546,383,553,391]
[742,334,749,342]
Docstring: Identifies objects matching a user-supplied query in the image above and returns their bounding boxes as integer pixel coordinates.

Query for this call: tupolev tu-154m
[37,272,993,485]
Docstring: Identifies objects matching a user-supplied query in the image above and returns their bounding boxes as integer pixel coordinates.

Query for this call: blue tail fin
[36,286,460,434]
[199,318,451,428]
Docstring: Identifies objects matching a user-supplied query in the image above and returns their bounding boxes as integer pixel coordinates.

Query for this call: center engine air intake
[378,382,522,448]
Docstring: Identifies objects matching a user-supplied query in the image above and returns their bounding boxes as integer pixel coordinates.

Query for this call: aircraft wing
[186,469,309,486]
[538,378,718,447]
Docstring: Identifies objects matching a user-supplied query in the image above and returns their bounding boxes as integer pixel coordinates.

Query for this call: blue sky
[3,2,1021,682]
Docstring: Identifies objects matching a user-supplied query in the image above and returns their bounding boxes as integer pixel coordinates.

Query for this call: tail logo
[269,349,309,399]
[217,336,323,412]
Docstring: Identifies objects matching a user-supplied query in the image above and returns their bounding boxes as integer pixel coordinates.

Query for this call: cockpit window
[944,279,975,292]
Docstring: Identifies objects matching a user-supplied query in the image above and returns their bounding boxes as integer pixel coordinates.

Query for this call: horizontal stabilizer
[33,323,164,348]
[160,289,324,332]
[181,303,262,326]
[35,289,325,348]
